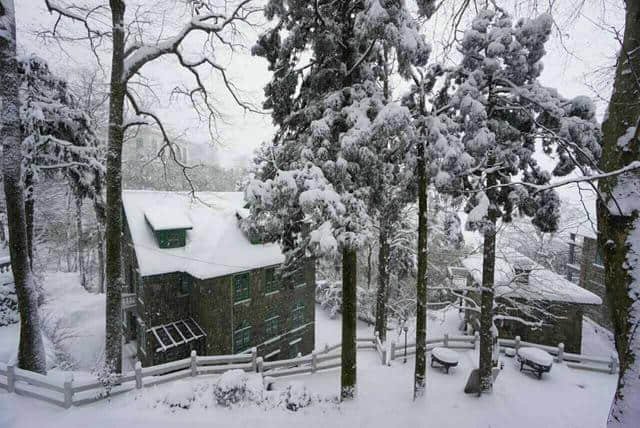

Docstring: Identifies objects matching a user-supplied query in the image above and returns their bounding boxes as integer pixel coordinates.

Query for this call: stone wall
[578,237,611,329]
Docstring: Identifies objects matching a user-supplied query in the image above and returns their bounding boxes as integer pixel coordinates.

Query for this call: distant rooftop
[460,248,602,305]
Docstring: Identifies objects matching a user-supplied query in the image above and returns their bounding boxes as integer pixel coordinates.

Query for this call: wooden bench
[517,347,553,379]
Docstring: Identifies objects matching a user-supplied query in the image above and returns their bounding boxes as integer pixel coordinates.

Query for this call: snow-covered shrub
[148,381,213,411]
[280,382,313,411]
[315,280,376,323]
[315,280,342,318]
[213,369,265,407]
[0,278,18,327]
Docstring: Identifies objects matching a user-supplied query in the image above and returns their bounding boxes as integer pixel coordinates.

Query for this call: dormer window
[144,208,193,249]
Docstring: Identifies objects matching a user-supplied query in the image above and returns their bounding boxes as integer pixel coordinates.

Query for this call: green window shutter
[234,273,250,302]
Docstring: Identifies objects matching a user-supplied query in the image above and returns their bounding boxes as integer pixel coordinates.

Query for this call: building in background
[120,190,315,366]
[567,231,610,329]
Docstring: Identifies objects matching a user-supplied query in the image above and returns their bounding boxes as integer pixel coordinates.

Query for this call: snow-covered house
[455,248,602,353]
[121,191,315,366]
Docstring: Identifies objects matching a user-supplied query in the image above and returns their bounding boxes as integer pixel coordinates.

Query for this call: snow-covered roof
[144,206,193,231]
[460,248,602,305]
[122,190,284,279]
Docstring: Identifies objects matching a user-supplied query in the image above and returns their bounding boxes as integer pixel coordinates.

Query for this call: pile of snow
[142,370,333,413]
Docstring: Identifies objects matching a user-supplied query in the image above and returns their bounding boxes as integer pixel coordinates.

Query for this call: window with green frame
[264,312,280,338]
[291,302,305,328]
[234,322,252,353]
[234,272,250,302]
[265,267,280,294]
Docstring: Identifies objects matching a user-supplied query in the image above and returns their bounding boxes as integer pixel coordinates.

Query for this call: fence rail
[0,332,617,409]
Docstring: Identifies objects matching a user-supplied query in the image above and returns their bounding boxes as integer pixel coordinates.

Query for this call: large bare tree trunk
[0,0,46,373]
[104,0,126,373]
[341,246,357,400]
[414,138,428,399]
[598,1,640,425]
[375,223,390,342]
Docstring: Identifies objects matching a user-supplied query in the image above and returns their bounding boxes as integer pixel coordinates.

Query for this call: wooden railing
[0,333,617,409]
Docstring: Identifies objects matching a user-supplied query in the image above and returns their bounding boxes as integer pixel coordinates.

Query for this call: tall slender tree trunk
[414,137,428,399]
[0,0,46,373]
[75,195,87,290]
[104,0,126,373]
[24,171,34,269]
[375,223,390,341]
[598,1,640,425]
[478,218,497,392]
[341,246,357,400]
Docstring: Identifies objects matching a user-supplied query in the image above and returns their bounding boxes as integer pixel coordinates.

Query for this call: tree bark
[24,171,34,269]
[414,136,428,399]
[375,223,390,342]
[478,218,497,392]
[104,0,126,373]
[341,246,357,400]
[598,1,640,425]
[0,0,47,373]
[75,195,87,290]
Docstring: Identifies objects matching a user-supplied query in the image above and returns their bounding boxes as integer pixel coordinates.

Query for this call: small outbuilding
[452,248,602,353]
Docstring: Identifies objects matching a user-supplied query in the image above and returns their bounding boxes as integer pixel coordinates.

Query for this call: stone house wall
[578,236,611,329]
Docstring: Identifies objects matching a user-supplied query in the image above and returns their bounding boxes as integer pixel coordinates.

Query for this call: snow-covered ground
[0,271,105,374]
[0,281,617,428]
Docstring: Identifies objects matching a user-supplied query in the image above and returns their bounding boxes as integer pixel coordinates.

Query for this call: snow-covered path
[0,303,617,428]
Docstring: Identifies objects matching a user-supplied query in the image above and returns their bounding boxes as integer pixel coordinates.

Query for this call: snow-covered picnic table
[431,347,459,373]
[517,347,553,379]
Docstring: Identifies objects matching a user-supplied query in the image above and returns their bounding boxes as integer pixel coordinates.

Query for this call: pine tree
[444,7,601,393]
[249,0,429,400]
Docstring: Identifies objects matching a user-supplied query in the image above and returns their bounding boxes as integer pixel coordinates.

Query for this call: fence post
[473,331,479,350]
[63,373,73,409]
[324,343,329,354]
[190,350,197,376]
[515,336,521,352]
[557,343,564,363]
[444,333,449,347]
[251,347,258,372]
[610,355,618,374]
[256,357,264,374]
[311,352,317,373]
[7,365,15,393]
[135,361,142,389]
[381,348,387,366]
[390,341,396,362]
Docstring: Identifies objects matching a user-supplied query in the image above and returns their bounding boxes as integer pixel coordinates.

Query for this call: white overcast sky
[15,0,625,228]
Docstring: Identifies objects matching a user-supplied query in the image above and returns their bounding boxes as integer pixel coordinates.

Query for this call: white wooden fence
[0,333,617,409]
[387,332,619,374]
